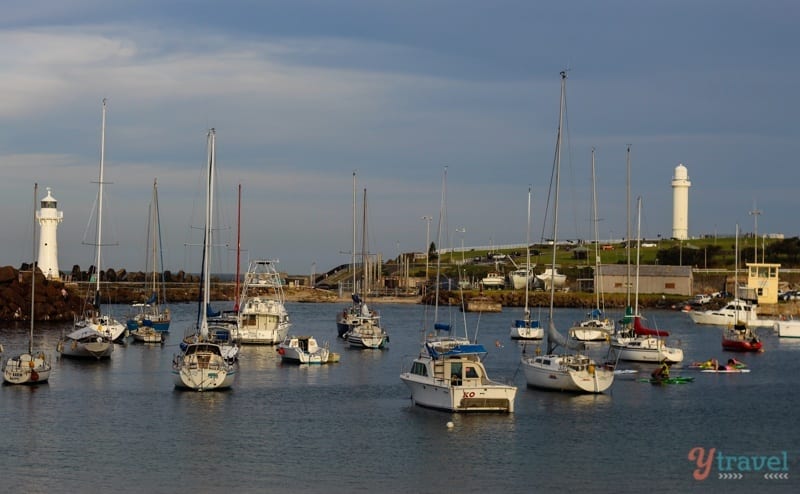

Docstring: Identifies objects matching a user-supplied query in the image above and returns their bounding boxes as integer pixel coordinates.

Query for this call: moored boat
[277,335,335,364]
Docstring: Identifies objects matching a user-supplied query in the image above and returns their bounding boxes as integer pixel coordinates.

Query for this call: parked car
[691,294,712,305]
[779,290,800,301]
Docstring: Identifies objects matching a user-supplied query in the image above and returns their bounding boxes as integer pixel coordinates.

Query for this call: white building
[671,163,691,240]
[36,187,64,280]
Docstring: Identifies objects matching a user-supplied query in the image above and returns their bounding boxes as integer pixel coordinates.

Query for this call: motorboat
[401,335,516,412]
[481,272,505,289]
[233,259,291,345]
[277,336,335,364]
[687,299,777,328]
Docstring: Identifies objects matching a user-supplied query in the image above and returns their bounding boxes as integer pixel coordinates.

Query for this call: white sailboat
[510,186,543,340]
[233,259,291,344]
[58,99,117,359]
[128,178,170,344]
[520,71,614,394]
[401,167,517,412]
[346,188,389,349]
[3,183,52,385]
[610,197,684,363]
[570,149,614,341]
[336,171,380,338]
[172,128,237,391]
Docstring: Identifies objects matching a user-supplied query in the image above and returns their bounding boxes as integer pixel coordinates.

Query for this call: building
[598,264,693,297]
[36,187,64,280]
[671,163,691,240]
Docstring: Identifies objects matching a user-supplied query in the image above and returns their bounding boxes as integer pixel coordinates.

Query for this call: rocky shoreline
[2,264,797,322]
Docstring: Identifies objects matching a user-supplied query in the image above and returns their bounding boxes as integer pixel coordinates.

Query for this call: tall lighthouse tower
[671,163,691,240]
[36,187,64,280]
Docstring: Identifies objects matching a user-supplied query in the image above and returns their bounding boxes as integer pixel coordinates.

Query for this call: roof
[599,264,693,277]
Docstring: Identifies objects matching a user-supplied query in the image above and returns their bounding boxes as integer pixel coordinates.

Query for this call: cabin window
[411,362,427,376]
[450,362,463,378]
[465,366,478,379]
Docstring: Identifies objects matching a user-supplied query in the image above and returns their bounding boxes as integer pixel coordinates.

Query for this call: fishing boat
[688,299,777,328]
[336,171,380,338]
[277,336,336,364]
[519,71,614,394]
[3,184,53,385]
[128,178,170,341]
[345,188,389,349]
[172,128,237,391]
[58,100,119,358]
[233,259,291,344]
[570,149,614,342]
[480,271,506,289]
[508,266,535,290]
[509,187,543,340]
[719,226,763,352]
[401,168,517,412]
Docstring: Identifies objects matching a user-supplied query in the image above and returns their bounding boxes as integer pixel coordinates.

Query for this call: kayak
[639,376,695,385]
[700,369,751,374]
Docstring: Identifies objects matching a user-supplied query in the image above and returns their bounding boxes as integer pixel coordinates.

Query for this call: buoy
[446,421,454,429]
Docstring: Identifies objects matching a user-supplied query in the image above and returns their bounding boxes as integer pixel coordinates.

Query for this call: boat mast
[150,179,158,303]
[625,144,631,309]
[30,183,38,355]
[95,98,107,308]
[234,183,242,312]
[361,188,368,300]
[352,171,357,297]
[154,178,166,309]
[524,185,531,316]
[634,196,642,317]
[434,166,447,328]
[200,128,215,338]
[591,148,601,315]
[548,71,566,354]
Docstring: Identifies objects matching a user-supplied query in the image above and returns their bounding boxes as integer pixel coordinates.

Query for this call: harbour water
[1,302,798,493]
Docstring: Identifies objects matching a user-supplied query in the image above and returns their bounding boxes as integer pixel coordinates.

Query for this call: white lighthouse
[36,187,64,280]
[671,163,691,240]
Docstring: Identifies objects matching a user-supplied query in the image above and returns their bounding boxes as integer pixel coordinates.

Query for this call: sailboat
[345,188,389,349]
[721,224,763,352]
[3,183,52,385]
[336,171,380,338]
[610,197,684,363]
[172,128,238,391]
[509,186,543,340]
[128,178,170,343]
[570,149,614,341]
[401,167,517,412]
[519,71,614,394]
[57,99,117,359]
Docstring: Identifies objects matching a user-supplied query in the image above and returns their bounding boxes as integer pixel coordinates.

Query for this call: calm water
[1,302,798,493]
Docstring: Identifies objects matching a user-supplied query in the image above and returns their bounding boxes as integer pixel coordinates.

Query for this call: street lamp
[421,216,432,283]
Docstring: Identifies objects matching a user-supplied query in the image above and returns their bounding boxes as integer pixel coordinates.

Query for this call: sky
[2,0,799,276]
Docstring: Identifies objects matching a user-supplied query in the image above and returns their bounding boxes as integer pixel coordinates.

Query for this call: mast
[524,185,531,316]
[352,171,357,297]
[634,196,642,317]
[434,166,447,328]
[155,178,166,309]
[625,144,631,308]
[200,128,215,338]
[95,98,107,307]
[591,148,601,314]
[30,183,38,354]
[547,71,566,354]
[150,179,158,303]
[361,188,368,298]
[234,183,242,312]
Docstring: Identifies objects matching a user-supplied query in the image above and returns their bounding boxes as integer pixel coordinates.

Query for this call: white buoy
[446,421,454,429]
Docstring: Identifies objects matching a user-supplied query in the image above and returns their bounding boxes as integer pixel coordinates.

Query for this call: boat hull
[509,320,543,340]
[400,374,516,413]
[774,320,800,338]
[521,354,613,393]
[611,336,684,363]
[3,354,52,384]
[57,328,114,359]
[172,349,237,391]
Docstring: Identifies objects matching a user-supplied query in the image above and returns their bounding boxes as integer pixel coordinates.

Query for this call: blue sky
[2,0,798,275]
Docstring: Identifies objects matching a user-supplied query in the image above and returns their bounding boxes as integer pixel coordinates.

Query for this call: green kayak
[639,376,695,385]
